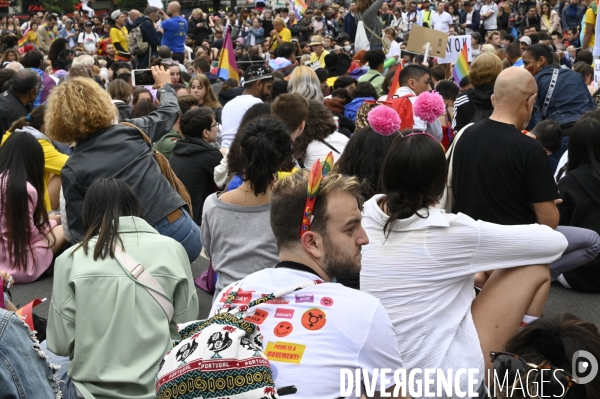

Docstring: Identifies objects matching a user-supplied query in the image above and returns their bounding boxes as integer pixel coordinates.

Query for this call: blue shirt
[161,16,187,53]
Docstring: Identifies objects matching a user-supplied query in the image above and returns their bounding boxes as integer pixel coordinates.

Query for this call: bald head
[129,9,140,21]
[168,2,181,16]
[493,67,536,105]
[6,62,24,71]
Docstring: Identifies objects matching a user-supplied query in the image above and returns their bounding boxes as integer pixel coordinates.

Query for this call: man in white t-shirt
[479,0,498,33]
[210,171,408,399]
[432,2,454,33]
[220,66,273,148]
[78,21,99,56]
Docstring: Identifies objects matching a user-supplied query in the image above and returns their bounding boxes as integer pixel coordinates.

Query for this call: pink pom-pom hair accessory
[413,91,445,124]
[367,105,401,136]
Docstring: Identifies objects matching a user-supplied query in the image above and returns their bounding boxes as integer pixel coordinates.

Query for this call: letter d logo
[572,350,598,384]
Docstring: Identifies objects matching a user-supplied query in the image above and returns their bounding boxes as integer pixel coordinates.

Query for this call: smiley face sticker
[320,297,334,307]
[301,308,326,331]
[273,321,293,337]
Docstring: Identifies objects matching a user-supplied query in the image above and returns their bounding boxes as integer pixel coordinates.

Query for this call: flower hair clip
[300,152,334,237]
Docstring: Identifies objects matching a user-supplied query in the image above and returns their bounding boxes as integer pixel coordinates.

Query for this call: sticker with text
[295,294,314,303]
[274,308,295,319]
[244,308,268,324]
[265,341,306,364]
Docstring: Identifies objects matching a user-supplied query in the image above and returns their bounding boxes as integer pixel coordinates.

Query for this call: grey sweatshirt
[201,193,280,302]
[355,0,387,48]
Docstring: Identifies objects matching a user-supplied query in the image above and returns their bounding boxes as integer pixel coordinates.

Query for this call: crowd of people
[1,0,600,398]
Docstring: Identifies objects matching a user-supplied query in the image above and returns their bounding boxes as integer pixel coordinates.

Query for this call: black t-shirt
[451,118,559,225]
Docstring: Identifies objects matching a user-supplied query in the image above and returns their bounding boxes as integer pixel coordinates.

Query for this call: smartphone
[132,69,155,86]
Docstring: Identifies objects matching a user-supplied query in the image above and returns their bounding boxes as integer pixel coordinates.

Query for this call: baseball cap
[84,21,93,27]
[519,36,532,45]
[111,10,125,20]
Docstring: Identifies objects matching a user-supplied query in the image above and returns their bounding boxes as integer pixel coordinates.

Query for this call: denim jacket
[532,66,596,128]
[0,309,59,399]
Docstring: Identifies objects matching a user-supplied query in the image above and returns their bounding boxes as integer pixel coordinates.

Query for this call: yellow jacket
[2,129,68,210]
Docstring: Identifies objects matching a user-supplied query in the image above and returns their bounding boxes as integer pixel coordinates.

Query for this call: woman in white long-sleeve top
[360,133,568,395]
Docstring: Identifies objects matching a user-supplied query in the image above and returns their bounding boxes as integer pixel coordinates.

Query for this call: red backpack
[359,94,415,131]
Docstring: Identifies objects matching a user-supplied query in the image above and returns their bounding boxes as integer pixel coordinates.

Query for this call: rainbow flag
[452,42,469,84]
[217,26,240,82]
[290,0,307,19]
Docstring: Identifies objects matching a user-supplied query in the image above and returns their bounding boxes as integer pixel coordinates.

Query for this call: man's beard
[322,235,361,279]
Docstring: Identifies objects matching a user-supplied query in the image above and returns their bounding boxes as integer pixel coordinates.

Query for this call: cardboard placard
[405,25,448,58]
[437,35,473,64]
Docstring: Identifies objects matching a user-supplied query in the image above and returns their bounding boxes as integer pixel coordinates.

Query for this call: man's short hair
[430,65,446,81]
[158,46,172,59]
[177,94,200,114]
[270,171,364,250]
[502,33,515,42]
[530,120,563,153]
[505,41,522,59]
[193,57,211,73]
[463,1,472,7]
[399,64,429,86]
[10,69,40,95]
[20,49,44,69]
[276,42,295,60]
[272,93,308,133]
[552,31,563,40]
[144,6,159,16]
[576,49,593,65]
[333,75,357,90]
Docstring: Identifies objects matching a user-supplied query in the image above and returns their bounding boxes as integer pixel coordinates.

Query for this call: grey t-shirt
[201,193,279,302]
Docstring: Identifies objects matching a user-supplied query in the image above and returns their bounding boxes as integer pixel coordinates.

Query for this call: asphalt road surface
[10,257,600,327]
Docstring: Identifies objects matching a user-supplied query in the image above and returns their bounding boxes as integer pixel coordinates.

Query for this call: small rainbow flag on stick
[452,42,469,84]
[217,26,240,82]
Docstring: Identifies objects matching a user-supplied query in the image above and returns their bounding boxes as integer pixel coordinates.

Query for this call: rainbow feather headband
[300,152,334,237]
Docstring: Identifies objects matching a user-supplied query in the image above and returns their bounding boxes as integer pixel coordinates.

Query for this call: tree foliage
[40,0,79,13]
[115,0,153,10]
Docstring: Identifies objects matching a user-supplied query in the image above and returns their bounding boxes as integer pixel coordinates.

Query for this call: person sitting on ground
[527,119,563,155]
[393,64,444,141]
[324,88,355,137]
[154,94,200,159]
[2,105,67,211]
[46,66,202,262]
[202,116,292,300]
[170,107,223,227]
[0,307,58,398]
[361,132,568,394]
[210,171,409,399]
[46,177,198,399]
[357,50,386,97]
[0,132,65,283]
[296,100,350,168]
[344,81,378,122]
[287,65,324,102]
[453,53,502,133]
[489,313,600,398]
[556,118,600,293]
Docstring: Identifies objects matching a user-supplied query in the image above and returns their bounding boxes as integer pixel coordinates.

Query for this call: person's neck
[489,108,525,130]
[243,88,260,98]
[16,92,32,106]
[279,250,333,282]
[172,120,183,136]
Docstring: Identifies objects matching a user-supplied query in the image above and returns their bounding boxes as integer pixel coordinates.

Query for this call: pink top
[0,178,56,283]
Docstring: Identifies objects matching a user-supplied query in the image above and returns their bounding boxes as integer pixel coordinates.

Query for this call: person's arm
[582,8,595,50]
[124,66,180,142]
[77,32,84,47]
[39,140,68,175]
[61,168,85,244]
[141,19,161,47]
[36,29,49,54]
[557,177,574,226]
[551,10,561,33]
[533,200,560,229]
[471,10,481,29]
[46,254,76,357]
[426,119,443,142]
[363,0,388,20]
[169,243,200,334]
[561,6,569,30]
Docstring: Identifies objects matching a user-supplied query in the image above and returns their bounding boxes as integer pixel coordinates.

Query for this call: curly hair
[45,77,118,143]
[292,100,336,162]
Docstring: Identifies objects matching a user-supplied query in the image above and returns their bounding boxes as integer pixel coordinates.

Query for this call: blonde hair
[108,79,132,103]
[273,16,285,27]
[470,53,503,88]
[45,77,118,143]
[189,74,221,109]
[287,66,324,102]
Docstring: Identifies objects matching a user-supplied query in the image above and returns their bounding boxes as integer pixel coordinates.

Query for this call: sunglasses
[490,352,577,398]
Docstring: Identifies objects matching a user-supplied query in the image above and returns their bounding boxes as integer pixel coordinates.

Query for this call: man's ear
[300,231,324,261]
[299,120,306,133]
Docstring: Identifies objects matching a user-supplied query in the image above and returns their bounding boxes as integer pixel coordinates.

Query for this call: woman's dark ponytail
[239,117,292,195]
